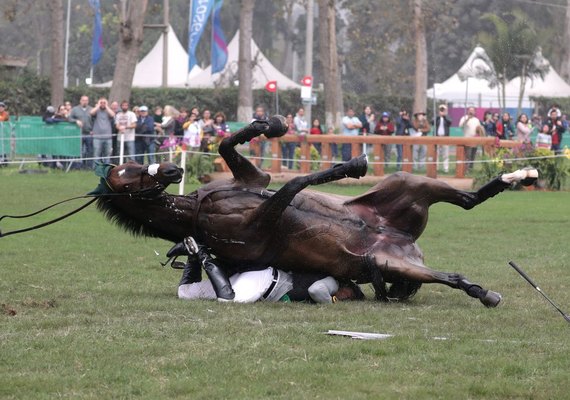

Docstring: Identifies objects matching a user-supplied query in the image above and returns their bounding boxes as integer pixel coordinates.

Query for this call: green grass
[1,168,569,399]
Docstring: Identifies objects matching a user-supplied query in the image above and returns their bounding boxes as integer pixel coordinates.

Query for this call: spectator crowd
[0,96,566,173]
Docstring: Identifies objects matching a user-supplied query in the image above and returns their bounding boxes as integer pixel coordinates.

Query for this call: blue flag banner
[188,0,214,73]
[211,0,228,74]
[89,0,104,65]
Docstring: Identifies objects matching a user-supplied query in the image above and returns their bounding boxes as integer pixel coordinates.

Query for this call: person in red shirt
[309,118,323,154]
[374,112,395,166]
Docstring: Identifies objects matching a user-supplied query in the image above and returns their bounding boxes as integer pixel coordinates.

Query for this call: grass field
[1,168,569,399]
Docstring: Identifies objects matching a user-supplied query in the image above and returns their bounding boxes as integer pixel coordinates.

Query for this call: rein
[0,164,168,238]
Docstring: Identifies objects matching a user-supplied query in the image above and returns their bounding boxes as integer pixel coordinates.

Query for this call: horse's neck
[111,193,197,242]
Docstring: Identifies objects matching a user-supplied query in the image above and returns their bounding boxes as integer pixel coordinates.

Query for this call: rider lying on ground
[167,237,364,304]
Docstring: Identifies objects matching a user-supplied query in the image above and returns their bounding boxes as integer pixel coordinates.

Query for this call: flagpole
[63,0,71,88]
[186,0,193,86]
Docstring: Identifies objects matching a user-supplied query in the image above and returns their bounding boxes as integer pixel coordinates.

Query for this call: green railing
[0,121,81,157]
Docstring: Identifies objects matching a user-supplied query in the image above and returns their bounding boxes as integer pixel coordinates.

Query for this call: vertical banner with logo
[211,0,228,74]
[188,0,214,73]
[89,0,104,65]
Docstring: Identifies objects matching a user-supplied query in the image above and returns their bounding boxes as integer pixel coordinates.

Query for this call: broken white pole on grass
[325,330,394,340]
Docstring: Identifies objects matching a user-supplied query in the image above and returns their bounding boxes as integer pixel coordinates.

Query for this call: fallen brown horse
[92,116,537,307]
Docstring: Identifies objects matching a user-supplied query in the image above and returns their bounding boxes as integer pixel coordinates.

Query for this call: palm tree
[474,10,548,115]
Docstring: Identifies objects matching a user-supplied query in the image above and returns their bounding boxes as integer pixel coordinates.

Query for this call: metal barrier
[0,121,81,158]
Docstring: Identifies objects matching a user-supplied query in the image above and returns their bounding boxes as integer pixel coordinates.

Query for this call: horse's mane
[95,196,165,239]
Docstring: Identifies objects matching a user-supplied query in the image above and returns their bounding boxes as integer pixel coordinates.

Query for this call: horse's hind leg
[368,255,501,307]
[252,154,368,225]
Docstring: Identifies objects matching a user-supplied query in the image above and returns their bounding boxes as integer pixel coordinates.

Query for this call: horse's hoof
[520,167,538,186]
[345,154,368,179]
[480,290,502,308]
[265,115,288,138]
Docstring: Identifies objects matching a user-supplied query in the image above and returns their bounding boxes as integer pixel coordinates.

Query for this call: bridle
[0,164,172,238]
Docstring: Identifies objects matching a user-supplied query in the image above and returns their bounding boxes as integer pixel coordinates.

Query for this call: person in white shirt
[170,237,362,304]
[114,101,137,161]
[341,108,363,161]
[458,107,481,172]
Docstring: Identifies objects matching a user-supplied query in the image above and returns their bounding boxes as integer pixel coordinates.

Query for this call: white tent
[187,30,301,90]
[506,62,570,99]
[96,26,202,88]
[428,47,506,107]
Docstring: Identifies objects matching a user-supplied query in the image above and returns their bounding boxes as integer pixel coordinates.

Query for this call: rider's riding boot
[196,248,235,301]
[179,257,203,285]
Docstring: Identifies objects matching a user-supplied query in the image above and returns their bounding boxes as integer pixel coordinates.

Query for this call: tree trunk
[560,0,570,82]
[50,0,65,108]
[412,0,427,114]
[279,2,295,77]
[109,0,149,103]
[237,0,255,123]
[318,0,343,131]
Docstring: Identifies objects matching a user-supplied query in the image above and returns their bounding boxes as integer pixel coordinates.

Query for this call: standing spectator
[43,105,68,124]
[0,101,8,121]
[547,103,561,118]
[251,105,269,167]
[89,97,115,164]
[183,111,201,150]
[458,106,481,172]
[374,112,395,165]
[69,96,93,169]
[536,123,552,149]
[496,112,515,140]
[64,101,72,117]
[135,106,156,165]
[0,101,10,166]
[482,111,496,137]
[410,111,431,171]
[109,101,120,162]
[515,113,532,143]
[174,108,188,137]
[359,105,376,135]
[282,114,297,169]
[199,109,215,147]
[433,104,451,173]
[294,107,309,136]
[162,105,180,138]
[546,109,565,154]
[309,118,323,154]
[395,108,412,170]
[114,100,137,161]
[212,112,230,140]
[341,108,362,161]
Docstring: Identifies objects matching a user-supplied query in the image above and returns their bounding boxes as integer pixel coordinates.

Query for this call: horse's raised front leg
[367,254,502,308]
[218,116,287,187]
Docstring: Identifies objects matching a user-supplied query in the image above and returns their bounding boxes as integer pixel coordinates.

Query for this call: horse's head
[91,161,183,197]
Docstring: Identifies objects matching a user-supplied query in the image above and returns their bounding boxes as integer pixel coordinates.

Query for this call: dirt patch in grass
[1,303,17,316]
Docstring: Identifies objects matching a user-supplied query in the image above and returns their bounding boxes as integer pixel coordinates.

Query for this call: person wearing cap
[135,105,156,165]
[0,102,9,166]
[374,112,395,166]
[459,107,481,171]
[410,111,431,171]
[433,104,451,173]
